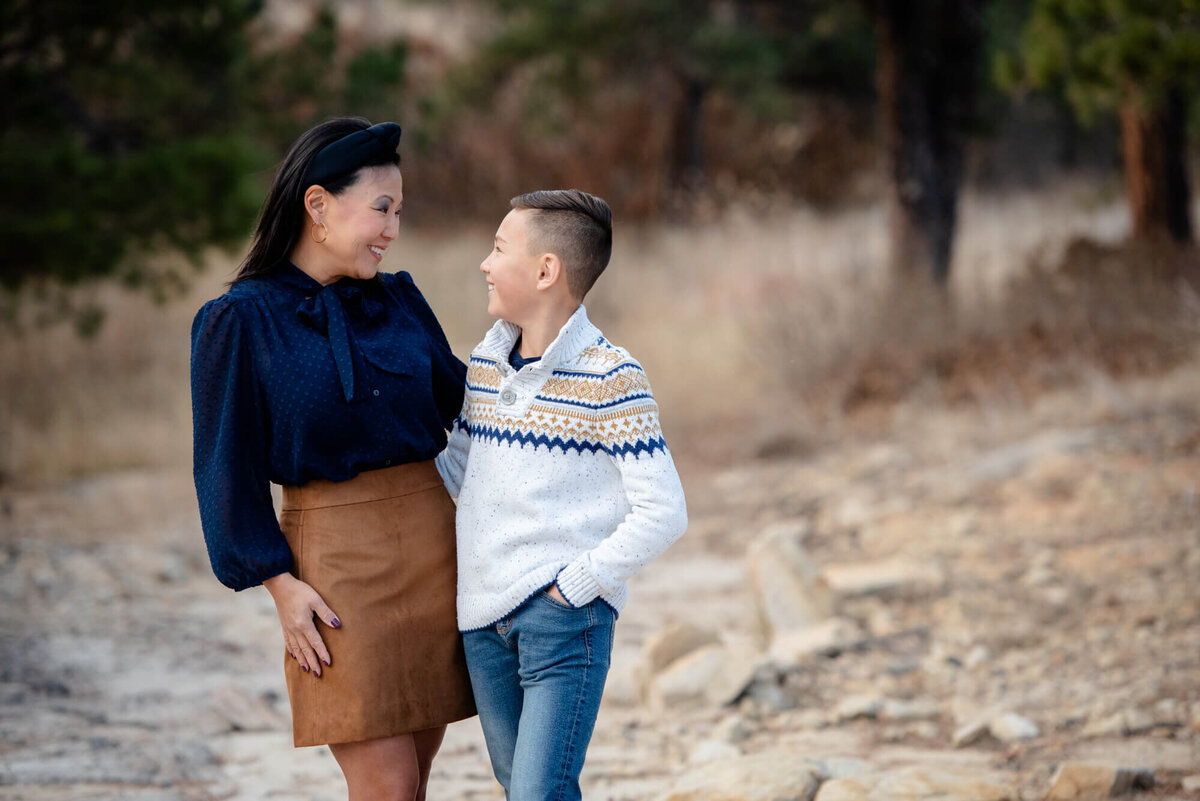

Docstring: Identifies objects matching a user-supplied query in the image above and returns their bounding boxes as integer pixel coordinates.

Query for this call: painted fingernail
[301,665,309,673]
[323,657,330,666]
[331,617,341,628]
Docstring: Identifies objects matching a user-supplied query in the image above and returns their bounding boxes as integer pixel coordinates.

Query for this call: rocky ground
[2,357,1199,800]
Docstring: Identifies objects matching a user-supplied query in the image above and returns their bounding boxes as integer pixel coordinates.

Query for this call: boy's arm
[435,398,472,500]
[554,363,688,607]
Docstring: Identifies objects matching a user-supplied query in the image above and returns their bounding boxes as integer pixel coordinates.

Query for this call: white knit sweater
[436,305,688,631]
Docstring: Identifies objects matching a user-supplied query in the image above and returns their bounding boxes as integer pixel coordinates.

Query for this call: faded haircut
[510,189,613,299]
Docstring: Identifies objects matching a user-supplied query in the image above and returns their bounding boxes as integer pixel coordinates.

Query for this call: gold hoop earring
[311,221,329,244]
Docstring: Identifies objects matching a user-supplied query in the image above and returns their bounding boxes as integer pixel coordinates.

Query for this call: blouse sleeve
[190,295,293,591]
[392,271,467,430]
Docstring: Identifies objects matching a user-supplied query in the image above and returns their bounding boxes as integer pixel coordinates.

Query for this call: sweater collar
[478,305,601,373]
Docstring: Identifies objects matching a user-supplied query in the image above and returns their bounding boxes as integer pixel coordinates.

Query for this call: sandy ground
[2,354,1199,800]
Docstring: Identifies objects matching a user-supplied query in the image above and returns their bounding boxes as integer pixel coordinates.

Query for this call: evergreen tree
[1,1,412,328]
[0,0,269,300]
[1010,0,1200,243]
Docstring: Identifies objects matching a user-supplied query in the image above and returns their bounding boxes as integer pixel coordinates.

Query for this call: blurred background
[0,0,1195,479]
[1,0,1199,479]
[1,1,1198,799]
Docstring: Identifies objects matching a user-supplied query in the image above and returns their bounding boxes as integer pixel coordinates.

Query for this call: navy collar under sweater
[473,305,601,415]
[478,304,599,374]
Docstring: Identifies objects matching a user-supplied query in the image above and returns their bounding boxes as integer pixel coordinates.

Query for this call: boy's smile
[480,209,543,324]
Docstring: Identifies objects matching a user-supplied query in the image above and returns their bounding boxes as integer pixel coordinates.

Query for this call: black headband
[301,122,402,188]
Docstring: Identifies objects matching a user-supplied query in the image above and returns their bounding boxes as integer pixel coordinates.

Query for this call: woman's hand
[263,572,340,677]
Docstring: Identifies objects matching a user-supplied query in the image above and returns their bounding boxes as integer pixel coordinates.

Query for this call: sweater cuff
[556,557,604,607]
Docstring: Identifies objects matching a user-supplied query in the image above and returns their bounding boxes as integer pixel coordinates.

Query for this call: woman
[190,117,474,800]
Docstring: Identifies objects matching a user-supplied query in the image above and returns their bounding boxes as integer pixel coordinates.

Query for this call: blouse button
[373,389,380,396]
[500,389,517,405]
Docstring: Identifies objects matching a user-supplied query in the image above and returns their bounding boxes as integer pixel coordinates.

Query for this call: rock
[835,695,884,722]
[814,767,1016,801]
[688,739,742,764]
[947,511,978,537]
[157,550,192,584]
[603,658,640,707]
[706,649,760,707]
[1082,708,1156,737]
[1024,562,1059,587]
[813,778,870,801]
[711,715,753,743]
[880,699,942,722]
[961,429,1097,487]
[643,623,721,676]
[906,720,942,740]
[812,758,874,781]
[778,708,826,729]
[960,642,988,671]
[208,685,289,733]
[743,677,793,714]
[834,495,874,529]
[1151,697,1184,726]
[637,623,720,701]
[745,522,831,642]
[864,601,901,637]
[822,558,945,603]
[646,645,758,710]
[1107,767,1155,794]
[988,711,1039,741]
[953,720,991,748]
[647,646,724,710]
[768,617,866,664]
[1181,775,1200,792]
[953,711,1038,746]
[1038,584,1076,610]
[657,753,825,801]
[1044,763,1154,799]
[1031,548,1057,570]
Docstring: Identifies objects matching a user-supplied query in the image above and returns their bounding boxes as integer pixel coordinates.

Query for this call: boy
[436,189,688,800]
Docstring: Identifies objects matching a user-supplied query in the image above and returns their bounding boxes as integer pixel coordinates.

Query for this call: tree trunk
[871,0,984,285]
[1119,86,1193,243]
[668,75,708,194]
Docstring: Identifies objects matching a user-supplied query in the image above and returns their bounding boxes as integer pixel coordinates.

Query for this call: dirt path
[2,361,1199,800]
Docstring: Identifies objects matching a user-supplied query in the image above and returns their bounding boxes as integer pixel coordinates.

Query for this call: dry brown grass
[2,178,1197,485]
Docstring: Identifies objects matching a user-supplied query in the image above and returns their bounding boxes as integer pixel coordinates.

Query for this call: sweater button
[500,389,517,405]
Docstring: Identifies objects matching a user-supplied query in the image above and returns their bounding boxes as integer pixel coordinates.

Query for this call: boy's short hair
[510,189,612,299]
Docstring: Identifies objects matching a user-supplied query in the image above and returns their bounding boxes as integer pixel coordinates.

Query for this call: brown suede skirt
[278,460,475,747]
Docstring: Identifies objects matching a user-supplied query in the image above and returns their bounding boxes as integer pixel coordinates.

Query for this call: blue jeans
[462,589,616,801]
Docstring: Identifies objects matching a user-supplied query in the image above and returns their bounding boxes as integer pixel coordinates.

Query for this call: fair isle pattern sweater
[436,305,688,631]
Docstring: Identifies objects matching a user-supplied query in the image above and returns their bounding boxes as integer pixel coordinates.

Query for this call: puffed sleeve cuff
[217,552,293,592]
[556,556,605,608]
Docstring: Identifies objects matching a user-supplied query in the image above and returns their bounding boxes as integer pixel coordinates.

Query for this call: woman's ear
[536,253,564,292]
[303,185,328,222]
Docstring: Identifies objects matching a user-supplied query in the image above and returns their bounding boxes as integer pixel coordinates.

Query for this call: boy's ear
[536,253,565,292]
[303,185,328,222]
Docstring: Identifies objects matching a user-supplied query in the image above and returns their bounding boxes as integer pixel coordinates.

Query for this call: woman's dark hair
[234,117,401,283]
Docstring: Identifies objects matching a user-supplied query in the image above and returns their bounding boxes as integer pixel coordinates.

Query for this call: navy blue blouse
[190,263,466,591]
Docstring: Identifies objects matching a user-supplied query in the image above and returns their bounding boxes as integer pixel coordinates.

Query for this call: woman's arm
[191,295,294,590]
[191,296,339,676]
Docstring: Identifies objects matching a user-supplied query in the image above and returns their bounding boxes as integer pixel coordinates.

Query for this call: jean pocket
[538,587,576,610]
